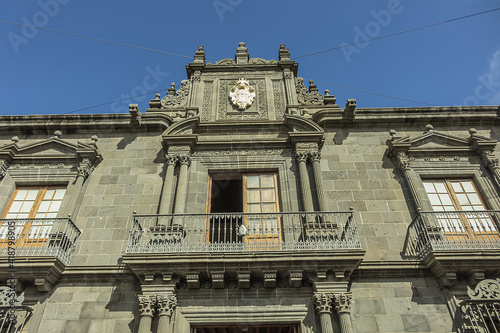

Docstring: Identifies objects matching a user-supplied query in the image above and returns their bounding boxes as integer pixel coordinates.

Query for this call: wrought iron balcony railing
[404,211,500,260]
[125,211,361,254]
[0,218,81,266]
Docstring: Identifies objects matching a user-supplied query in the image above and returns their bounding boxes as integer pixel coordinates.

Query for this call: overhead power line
[0,19,194,59]
[315,82,434,106]
[63,89,165,114]
[293,7,500,59]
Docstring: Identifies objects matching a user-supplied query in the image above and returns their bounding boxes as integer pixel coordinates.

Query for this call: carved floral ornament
[467,278,500,300]
[230,78,256,110]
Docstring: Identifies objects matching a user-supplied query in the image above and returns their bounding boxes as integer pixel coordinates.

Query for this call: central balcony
[123,212,365,288]
[125,211,361,254]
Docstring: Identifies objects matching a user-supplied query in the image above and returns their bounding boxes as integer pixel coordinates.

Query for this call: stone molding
[0,136,102,182]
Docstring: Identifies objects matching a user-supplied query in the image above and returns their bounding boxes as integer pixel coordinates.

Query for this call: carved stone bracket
[289,270,303,288]
[263,271,277,288]
[187,272,200,289]
[238,271,251,289]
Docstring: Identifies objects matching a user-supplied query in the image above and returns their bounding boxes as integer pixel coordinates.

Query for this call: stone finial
[11,136,19,143]
[156,93,161,100]
[468,128,477,136]
[53,130,62,138]
[389,129,397,138]
[167,82,176,96]
[278,44,290,60]
[323,90,337,105]
[194,45,206,63]
[90,135,99,143]
[425,124,434,132]
[235,42,249,64]
[308,80,318,93]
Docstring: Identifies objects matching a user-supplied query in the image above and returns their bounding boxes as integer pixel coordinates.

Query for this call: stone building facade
[0,43,499,333]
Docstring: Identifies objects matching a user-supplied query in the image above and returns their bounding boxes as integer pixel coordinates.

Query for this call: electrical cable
[0,19,194,59]
[293,7,500,59]
[315,82,435,106]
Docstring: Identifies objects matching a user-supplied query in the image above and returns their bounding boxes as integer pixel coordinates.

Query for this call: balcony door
[423,179,499,241]
[0,186,66,248]
[243,173,281,244]
[207,172,281,245]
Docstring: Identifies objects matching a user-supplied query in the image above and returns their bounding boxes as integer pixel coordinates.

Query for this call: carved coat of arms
[230,78,255,110]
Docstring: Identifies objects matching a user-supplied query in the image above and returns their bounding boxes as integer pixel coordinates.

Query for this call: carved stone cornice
[138,295,155,317]
[156,295,177,318]
[314,293,334,314]
[333,292,352,314]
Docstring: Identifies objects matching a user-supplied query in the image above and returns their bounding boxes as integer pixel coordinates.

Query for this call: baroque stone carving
[77,158,96,180]
[138,295,155,317]
[272,79,285,120]
[308,152,321,162]
[214,58,235,65]
[230,78,256,110]
[165,155,177,166]
[468,278,500,299]
[177,154,191,166]
[313,293,333,314]
[333,293,352,313]
[218,79,267,120]
[192,149,293,157]
[296,77,324,106]
[156,295,177,317]
[0,286,24,307]
[295,152,309,163]
[201,80,214,121]
[249,58,267,64]
[161,80,190,108]
[0,159,10,180]
[295,142,319,150]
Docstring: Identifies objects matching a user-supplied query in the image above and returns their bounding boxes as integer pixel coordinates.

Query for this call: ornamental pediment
[0,137,102,168]
[388,127,497,156]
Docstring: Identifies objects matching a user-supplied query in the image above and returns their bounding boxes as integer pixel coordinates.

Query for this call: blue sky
[0,1,499,115]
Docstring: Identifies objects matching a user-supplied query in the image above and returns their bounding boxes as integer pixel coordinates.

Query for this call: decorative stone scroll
[467,278,500,299]
[296,77,324,106]
[0,286,24,307]
[161,80,191,108]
